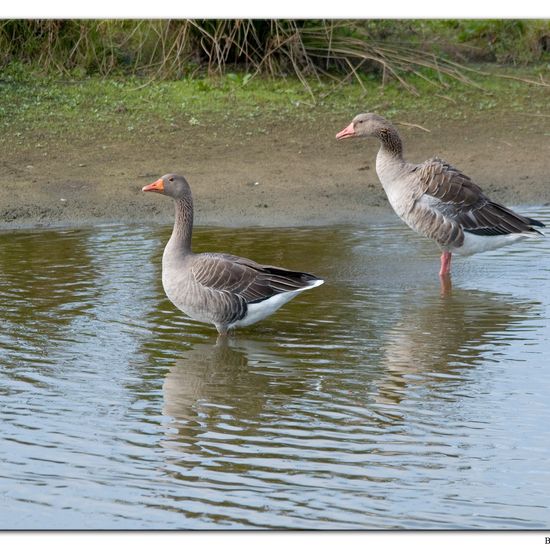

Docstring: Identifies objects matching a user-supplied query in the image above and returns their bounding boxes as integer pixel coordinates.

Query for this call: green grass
[1,63,549,148]
[2,19,548,146]
[2,20,549,79]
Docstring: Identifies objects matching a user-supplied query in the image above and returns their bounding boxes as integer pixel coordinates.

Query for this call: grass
[2,19,548,148]
[2,19,549,91]
[1,62,549,150]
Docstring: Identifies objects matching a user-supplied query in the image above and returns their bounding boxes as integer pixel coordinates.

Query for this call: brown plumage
[336,113,544,277]
[142,174,323,335]
[413,158,542,244]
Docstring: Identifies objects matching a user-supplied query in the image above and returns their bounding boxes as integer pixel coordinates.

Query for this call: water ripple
[1,216,550,528]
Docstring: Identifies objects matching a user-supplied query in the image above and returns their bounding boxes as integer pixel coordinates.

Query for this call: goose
[336,113,544,278]
[142,174,324,335]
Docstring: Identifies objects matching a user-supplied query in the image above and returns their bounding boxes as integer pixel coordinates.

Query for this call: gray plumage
[411,157,544,247]
[336,113,544,265]
[142,173,323,335]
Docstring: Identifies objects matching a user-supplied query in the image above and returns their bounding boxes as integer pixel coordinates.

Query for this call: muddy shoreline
[1,112,549,230]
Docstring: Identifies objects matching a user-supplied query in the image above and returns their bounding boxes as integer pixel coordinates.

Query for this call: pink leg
[440,272,452,296]
[439,250,452,276]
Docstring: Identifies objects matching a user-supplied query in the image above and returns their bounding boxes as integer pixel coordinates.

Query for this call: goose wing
[191,253,321,304]
[411,158,544,246]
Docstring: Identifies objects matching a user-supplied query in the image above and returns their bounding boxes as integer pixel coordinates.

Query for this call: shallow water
[1,208,550,529]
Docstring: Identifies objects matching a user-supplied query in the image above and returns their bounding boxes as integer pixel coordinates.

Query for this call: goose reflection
[374,287,538,406]
[161,337,298,453]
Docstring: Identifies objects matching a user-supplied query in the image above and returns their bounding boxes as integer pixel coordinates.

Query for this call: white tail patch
[230,279,324,328]
[305,278,325,290]
[456,231,542,256]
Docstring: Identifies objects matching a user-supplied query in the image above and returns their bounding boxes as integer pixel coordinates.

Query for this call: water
[1,209,550,529]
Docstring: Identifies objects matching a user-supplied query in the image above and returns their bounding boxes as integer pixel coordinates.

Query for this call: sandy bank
[1,111,549,230]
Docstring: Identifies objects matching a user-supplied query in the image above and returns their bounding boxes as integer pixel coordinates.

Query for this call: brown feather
[191,253,319,307]
[411,158,543,246]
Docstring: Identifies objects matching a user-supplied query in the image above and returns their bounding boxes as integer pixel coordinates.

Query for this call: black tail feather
[526,216,545,228]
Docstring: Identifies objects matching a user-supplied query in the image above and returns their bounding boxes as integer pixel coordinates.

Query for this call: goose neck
[376,126,404,159]
[169,196,193,254]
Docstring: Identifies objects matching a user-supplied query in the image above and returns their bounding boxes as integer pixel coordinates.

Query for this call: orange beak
[335,122,356,140]
[142,178,164,193]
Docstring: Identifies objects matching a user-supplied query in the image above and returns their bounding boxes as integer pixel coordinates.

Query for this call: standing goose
[336,113,544,278]
[142,174,323,335]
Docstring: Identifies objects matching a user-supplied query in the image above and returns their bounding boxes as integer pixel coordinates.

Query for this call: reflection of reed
[0,229,97,324]
[375,288,536,405]
[0,230,99,373]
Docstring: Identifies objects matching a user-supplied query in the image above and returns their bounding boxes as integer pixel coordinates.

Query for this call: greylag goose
[336,113,544,278]
[142,174,324,335]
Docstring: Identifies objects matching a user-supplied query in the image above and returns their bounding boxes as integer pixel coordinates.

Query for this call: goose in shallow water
[142,174,324,335]
[336,113,545,279]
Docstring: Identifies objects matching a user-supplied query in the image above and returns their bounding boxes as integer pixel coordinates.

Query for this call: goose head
[336,113,392,140]
[142,173,191,200]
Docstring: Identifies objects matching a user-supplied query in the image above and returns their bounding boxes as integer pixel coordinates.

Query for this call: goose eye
[169,177,174,182]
